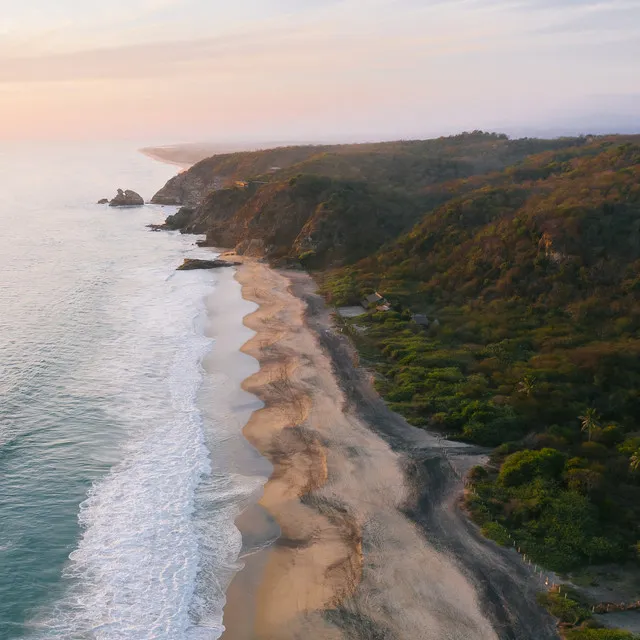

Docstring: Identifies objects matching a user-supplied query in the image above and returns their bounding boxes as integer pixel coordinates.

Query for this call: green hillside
[321,136,640,572]
[194,175,422,267]
[153,132,589,266]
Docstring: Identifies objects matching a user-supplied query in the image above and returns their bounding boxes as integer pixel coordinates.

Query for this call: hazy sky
[0,0,639,142]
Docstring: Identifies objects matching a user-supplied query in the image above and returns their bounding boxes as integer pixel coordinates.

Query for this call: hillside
[150,145,333,205]
[150,132,586,206]
[151,132,588,266]
[321,136,640,575]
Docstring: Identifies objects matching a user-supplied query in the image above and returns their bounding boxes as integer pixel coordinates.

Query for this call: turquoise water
[0,144,261,639]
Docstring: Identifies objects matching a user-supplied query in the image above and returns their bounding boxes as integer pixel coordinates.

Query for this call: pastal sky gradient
[0,0,639,142]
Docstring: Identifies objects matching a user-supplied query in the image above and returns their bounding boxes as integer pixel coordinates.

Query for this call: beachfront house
[361,292,387,310]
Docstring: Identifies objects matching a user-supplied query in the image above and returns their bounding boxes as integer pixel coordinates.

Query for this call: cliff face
[190,176,420,267]
[151,170,224,207]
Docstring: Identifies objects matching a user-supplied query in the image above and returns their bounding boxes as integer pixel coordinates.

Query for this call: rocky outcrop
[150,175,420,268]
[176,258,240,271]
[147,207,197,232]
[97,198,109,204]
[151,172,224,207]
[109,189,144,207]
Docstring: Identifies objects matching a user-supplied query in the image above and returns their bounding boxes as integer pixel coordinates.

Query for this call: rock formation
[109,189,144,207]
[97,198,109,204]
[176,258,240,271]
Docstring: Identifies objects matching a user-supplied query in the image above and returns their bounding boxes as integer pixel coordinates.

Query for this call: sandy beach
[217,257,559,640]
[139,147,195,171]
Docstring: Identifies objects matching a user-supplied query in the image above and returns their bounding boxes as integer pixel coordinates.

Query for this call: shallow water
[0,143,264,639]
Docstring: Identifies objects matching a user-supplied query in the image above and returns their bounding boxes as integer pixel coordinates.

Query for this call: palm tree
[517,375,536,397]
[579,407,601,442]
[631,450,640,473]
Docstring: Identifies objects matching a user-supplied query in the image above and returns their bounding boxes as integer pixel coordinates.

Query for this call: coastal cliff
[150,132,586,266]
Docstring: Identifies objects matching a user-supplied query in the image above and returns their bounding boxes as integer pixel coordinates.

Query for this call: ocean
[0,143,266,639]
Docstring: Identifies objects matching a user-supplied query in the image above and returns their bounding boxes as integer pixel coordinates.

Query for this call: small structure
[235,181,249,189]
[361,292,385,309]
[412,314,430,327]
[377,303,392,312]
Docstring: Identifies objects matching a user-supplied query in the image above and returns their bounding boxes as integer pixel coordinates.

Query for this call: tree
[517,375,536,397]
[579,408,601,442]
[631,450,640,473]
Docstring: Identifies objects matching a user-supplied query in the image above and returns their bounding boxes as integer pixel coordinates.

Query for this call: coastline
[141,153,559,639]
[139,147,194,171]
[220,257,529,640]
[222,257,361,640]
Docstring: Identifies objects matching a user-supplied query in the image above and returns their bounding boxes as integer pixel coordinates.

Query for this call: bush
[468,465,489,484]
[536,592,590,626]
[481,521,511,546]
[499,448,565,486]
[564,629,639,640]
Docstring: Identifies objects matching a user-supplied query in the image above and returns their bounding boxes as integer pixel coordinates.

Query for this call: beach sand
[221,258,506,640]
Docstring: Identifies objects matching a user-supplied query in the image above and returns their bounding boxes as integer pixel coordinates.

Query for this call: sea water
[0,142,263,639]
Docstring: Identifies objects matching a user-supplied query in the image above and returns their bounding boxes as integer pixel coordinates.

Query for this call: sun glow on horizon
[1,0,639,141]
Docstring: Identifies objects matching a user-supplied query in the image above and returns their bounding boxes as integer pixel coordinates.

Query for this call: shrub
[536,592,590,626]
[481,521,511,546]
[564,629,639,640]
[499,448,565,486]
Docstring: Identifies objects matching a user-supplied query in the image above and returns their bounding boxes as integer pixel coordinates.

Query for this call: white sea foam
[28,262,255,640]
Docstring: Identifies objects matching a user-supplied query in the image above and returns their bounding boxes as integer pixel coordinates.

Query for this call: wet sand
[220,258,539,640]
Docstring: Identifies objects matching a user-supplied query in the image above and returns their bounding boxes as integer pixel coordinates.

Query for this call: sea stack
[108,189,144,207]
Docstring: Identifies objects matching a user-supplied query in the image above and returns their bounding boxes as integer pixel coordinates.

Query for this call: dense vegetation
[321,137,640,576]
[152,132,587,204]
[194,175,423,267]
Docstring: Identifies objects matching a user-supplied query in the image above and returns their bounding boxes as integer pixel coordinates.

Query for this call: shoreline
[222,257,362,640]
[220,257,535,640]
[139,147,194,171]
